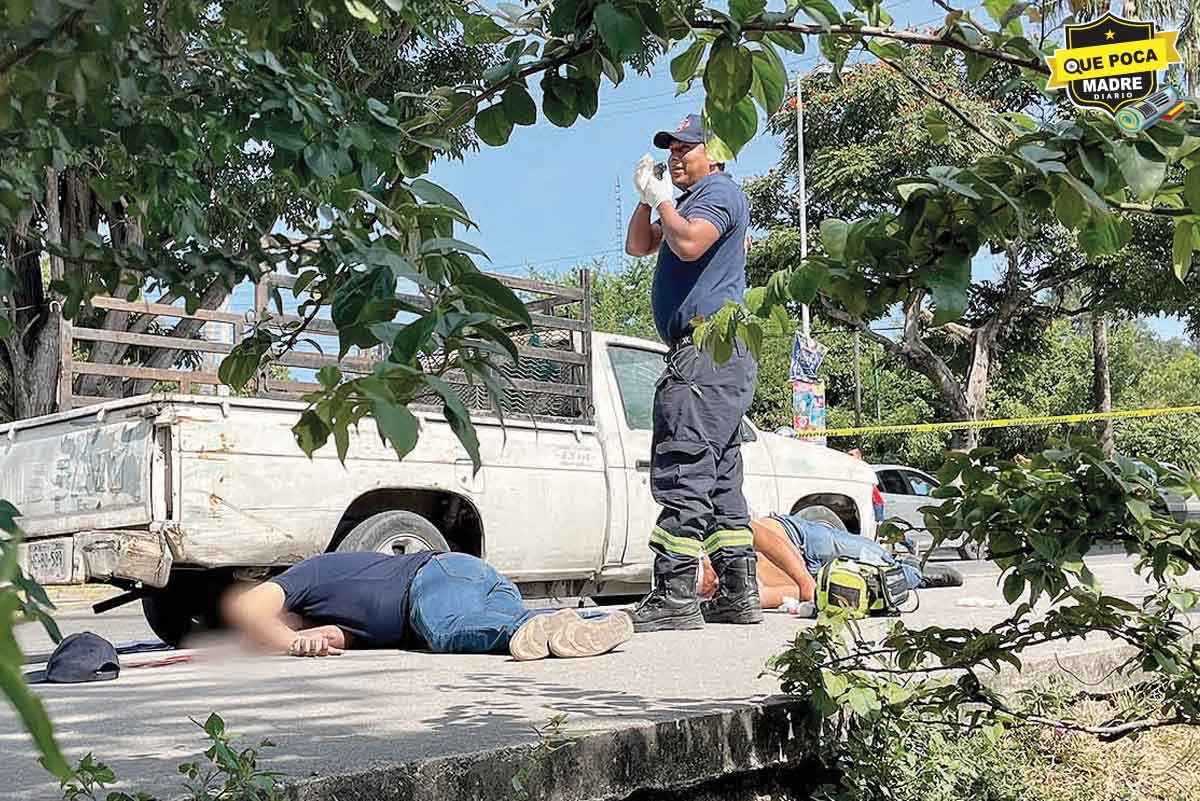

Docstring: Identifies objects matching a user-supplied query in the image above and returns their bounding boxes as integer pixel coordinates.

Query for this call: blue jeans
[409,554,536,654]
[773,515,923,590]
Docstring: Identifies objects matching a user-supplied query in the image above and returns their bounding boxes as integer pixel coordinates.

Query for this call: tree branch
[693,19,1051,76]
[873,50,1004,149]
[0,9,86,78]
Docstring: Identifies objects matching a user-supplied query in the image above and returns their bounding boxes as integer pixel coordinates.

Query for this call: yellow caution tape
[792,404,1200,439]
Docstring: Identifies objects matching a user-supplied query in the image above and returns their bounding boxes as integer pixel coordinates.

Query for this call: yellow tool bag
[815,558,913,618]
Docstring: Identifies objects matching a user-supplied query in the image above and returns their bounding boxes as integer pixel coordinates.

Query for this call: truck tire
[958,540,987,560]
[336,511,450,556]
[141,571,227,647]
[791,503,849,531]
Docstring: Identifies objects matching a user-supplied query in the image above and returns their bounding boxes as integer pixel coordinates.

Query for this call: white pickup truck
[2,281,877,645]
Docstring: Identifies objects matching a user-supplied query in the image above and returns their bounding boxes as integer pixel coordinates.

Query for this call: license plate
[23,538,73,584]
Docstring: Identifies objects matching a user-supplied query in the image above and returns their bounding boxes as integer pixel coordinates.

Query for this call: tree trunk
[1092,313,1114,457]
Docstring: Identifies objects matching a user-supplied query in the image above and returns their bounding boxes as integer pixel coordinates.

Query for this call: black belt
[668,331,695,352]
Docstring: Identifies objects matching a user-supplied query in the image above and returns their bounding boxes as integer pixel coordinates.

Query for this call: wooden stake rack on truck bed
[59,269,594,423]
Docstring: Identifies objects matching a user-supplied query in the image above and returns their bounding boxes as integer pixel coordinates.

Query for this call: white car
[872,464,981,559]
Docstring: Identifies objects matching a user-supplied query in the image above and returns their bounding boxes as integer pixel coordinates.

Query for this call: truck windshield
[608,346,665,430]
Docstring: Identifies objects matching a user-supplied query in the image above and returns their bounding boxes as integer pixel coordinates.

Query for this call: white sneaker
[509,610,633,661]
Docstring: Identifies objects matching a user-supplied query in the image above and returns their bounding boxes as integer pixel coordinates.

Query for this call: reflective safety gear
[815,558,912,618]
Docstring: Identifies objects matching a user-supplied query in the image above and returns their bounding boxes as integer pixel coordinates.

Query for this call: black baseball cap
[654,113,706,148]
[25,632,120,684]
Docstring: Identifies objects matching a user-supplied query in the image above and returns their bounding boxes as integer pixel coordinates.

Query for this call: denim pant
[409,554,536,654]
[773,515,923,590]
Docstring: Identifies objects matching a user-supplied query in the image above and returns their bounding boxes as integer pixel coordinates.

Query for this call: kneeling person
[223,551,632,660]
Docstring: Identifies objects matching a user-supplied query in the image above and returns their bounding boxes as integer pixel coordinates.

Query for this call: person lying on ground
[222,551,633,660]
[699,513,963,609]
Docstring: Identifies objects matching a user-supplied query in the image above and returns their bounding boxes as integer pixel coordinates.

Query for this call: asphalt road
[5,553,1149,801]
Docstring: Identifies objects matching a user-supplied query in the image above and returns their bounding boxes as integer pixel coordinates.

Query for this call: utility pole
[872,351,881,421]
[795,71,810,340]
[853,331,862,428]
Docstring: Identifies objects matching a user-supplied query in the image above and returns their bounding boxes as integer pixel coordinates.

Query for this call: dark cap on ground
[24,632,120,684]
[654,113,706,148]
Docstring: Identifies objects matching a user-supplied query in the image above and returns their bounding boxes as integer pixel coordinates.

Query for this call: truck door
[603,344,777,567]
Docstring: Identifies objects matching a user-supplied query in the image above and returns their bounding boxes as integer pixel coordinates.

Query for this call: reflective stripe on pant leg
[651,526,704,558]
[702,529,754,554]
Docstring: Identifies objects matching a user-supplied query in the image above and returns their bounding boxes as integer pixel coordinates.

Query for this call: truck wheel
[792,504,849,531]
[958,540,987,561]
[141,571,227,647]
[337,511,450,556]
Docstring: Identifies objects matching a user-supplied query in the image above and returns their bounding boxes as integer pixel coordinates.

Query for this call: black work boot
[701,556,764,624]
[629,572,705,633]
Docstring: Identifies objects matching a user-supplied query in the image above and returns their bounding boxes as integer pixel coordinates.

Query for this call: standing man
[623,114,760,632]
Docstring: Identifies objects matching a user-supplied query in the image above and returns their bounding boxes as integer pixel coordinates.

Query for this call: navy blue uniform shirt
[271,552,435,648]
[651,171,749,345]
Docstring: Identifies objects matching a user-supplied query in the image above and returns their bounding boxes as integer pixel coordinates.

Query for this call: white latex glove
[632,154,656,207]
[638,154,675,210]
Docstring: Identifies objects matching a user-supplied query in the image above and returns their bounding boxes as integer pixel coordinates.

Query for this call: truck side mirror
[739,419,757,443]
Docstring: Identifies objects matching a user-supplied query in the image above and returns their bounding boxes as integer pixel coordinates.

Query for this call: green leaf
[265,125,307,152]
[303,144,336,178]
[1002,571,1025,604]
[593,3,643,58]
[1053,178,1087,229]
[1126,498,1152,524]
[501,84,537,126]
[671,40,706,82]
[423,375,482,471]
[704,39,754,111]
[866,39,905,62]
[1114,141,1167,201]
[797,0,842,27]
[766,31,806,54]
[0,659,70,778]
[705,97,757,156]
[929,245,971,325]
[317,366,342,389]
[475,104,513,147]
[373,400,420,460]
[457,271,533,326]
[964,51,993,82]
[389,313,439,363]
[1184,168,1200,213]
[788,263,825,303]
[461,12,510,44]
[730,0,767,24]
[821,668,848,698]
[750,50,786,114]
[846,687,877,717]
[422,237,490,260]
[820,219,849,261]
[924,107,949,145]
[409,179,469,218]
[1078,212,1131,259]
[293,410,331,457]
[344,0,379,24]
[542,76,579,127]
[1173,219,1194,281]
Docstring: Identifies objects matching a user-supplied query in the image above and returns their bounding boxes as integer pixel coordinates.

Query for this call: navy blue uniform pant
[649,341,758,583]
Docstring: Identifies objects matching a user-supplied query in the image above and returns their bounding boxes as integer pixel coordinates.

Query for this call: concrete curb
[283,642,1143,801]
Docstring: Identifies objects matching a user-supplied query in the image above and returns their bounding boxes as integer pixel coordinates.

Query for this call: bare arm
[657,202,721,262]
[752,518,816,602]
[625,202,663,256]
[222,581,344,656]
